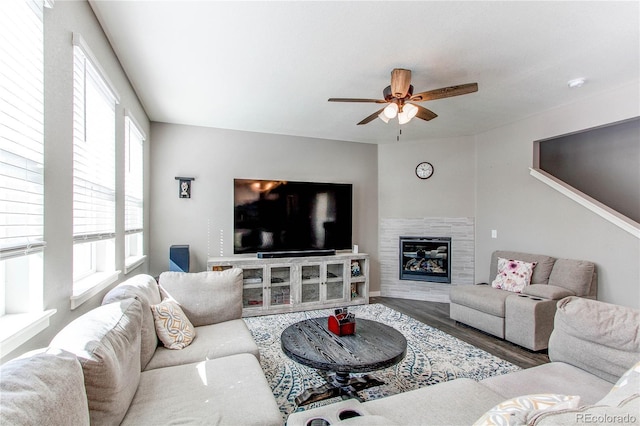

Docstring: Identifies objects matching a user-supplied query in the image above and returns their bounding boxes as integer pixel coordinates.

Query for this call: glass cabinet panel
[301,264,321,303]
[270,266,292,306]
[242,267,264,308]
[325,262,344,301]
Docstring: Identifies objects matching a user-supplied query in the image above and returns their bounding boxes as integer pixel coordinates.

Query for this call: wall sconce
[175,177,195,198]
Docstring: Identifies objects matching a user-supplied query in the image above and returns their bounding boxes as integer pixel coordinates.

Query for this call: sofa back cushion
[159,268,243,327]
[0,348,90,425]
[50,298,143,425]
[490,251,556,285]
[549,296,640,383]
[547,258,597,298]
[102,274,161,369]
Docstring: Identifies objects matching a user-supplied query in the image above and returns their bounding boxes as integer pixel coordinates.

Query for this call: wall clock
[415,162,434,179]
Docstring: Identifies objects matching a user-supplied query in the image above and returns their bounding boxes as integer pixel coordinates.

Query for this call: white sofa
[286,297,640,426]
[0,270,282,426]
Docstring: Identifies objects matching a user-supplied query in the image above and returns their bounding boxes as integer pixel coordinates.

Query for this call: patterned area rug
[244,304,520,422]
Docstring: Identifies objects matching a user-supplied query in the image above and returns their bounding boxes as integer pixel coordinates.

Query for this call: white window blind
[0,0,46,260]
[124,115,144,234]
[72,34,118,243]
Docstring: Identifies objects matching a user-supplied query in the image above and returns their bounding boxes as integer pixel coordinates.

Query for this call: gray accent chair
[449,250,597,350]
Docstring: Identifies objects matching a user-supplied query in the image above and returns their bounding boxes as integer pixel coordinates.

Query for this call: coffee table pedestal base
[295,372,384,406]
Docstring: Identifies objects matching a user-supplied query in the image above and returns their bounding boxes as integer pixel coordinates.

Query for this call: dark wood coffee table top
[281,317,407,374]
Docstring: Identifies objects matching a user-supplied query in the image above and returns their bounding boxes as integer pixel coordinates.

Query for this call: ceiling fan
[328,68,478,125]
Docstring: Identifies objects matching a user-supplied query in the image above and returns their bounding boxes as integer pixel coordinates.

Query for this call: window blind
[0,0,46,260]
[72,36,118,243]
[124,115,144,234]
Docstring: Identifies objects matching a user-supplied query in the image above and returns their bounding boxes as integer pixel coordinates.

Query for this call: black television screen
[234,179,353,254]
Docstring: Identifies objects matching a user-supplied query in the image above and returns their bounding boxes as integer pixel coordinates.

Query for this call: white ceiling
[89,1,639,144]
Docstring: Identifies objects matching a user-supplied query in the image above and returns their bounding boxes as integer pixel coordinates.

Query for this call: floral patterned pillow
[491,258,537,293]
[151,299,196,350]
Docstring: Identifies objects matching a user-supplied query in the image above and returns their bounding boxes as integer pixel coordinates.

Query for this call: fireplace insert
[399,236,451,283]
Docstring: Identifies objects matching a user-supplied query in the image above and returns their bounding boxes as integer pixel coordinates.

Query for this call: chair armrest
[522,284,575,300]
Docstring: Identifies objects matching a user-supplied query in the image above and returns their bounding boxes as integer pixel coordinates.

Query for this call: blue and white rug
[244,304,520,421]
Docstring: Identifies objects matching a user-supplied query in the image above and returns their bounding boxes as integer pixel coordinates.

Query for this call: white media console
[207,253,369,317]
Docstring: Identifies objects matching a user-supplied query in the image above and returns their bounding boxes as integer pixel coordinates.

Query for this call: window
[124,114,145,273]
[0,0,55,357]
[71,33,120,309]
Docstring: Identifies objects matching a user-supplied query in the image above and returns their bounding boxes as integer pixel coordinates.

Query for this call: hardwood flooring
[371,296,550,369]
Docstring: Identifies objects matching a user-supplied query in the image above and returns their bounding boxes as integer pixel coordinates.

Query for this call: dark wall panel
[539,117,640,223]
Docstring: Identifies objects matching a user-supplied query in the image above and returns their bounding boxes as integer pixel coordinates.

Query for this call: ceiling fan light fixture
[378,111,390,123]
[404,103,419,120]
[397,110,411,125]
[383,102,399,119]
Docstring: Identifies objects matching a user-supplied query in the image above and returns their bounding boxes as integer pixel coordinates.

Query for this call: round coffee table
[281,317,407,405]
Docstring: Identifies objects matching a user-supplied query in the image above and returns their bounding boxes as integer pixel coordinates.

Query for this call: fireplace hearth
[399,236,451,283]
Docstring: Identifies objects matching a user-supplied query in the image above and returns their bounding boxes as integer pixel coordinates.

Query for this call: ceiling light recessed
[568,78,586,88]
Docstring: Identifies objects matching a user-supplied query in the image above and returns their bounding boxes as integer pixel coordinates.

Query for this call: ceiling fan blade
[357,108,386,125]
[414,104,438,121]
[390,69,412,98]
[410,83,478,102]
[328,98,387,103]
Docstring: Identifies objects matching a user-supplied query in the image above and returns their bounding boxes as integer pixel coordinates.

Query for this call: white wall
[2,0,151,363]
[475,81,640,308]
[149,123,379,289]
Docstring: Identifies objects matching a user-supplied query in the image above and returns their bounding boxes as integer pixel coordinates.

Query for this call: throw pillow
[491,258,537,293]
[473,394,581,426]
[597,360,640,407]
[151,299,196,350]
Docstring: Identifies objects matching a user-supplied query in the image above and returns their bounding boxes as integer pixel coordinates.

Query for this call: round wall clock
[415,162,434,179]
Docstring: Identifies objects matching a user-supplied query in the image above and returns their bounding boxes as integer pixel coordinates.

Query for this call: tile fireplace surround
[380,217,474,302]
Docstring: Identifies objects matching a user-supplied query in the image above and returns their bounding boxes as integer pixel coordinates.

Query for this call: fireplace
[399,236,451,283]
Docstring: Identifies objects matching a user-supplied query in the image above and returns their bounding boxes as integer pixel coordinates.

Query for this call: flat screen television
[234,179,353,254]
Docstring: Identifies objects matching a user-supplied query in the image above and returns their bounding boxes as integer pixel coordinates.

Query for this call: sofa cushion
[522,284,575,300]
[151,298,196,350]
[0,348,90,426]
[547,258,595,297]
[364,378,506,426]
[159,268,242,327]
[102,274,161,370]
[121,354,282,426]
[144,318,260,370]
[491,257,537,293]
[50,298,142,425]
[473,393,581,426]
[449,285,512,317]
[490,251,556,284]
[480,361,613,405]
[549,296,640,383]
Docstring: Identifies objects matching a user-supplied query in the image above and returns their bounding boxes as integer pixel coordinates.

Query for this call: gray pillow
[0,348,90,426]
[50,298,142,425]
[102,274,161,369]
[159,269,243,327]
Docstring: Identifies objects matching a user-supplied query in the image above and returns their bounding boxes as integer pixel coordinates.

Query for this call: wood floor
[371,296,549,369]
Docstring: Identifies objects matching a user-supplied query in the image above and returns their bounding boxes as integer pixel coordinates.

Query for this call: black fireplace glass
[399,237,451,283]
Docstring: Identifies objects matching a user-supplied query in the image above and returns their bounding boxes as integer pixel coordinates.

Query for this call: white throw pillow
[151,299,196,350]
[473,393,581,426]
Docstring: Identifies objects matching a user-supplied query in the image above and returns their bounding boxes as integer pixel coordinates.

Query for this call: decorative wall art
[175,177,195,198]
